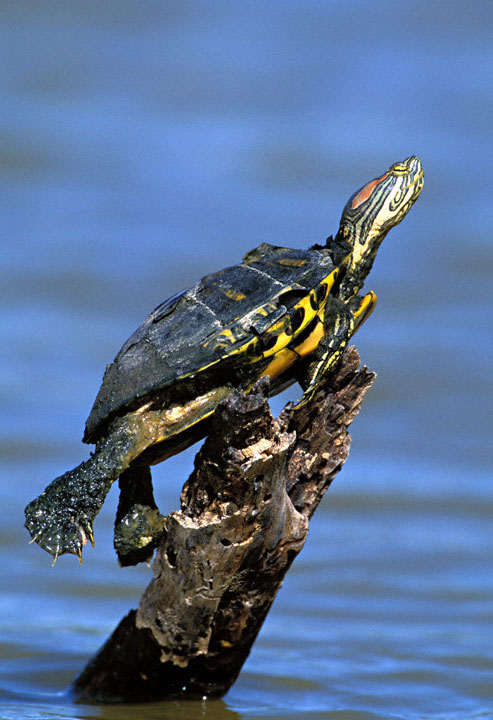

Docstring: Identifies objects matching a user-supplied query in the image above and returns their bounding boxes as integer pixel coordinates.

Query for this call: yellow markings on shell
[215,328,236,344]
[222,288,247,301]
[243,266,340,362]
[278,258,308,267]
[202,327,242,355]
[319,265,341,295]
[259,315,293,357]
[297,292,315,318]
[260,310,326,382]
[201,265,341,369]
[259,266,342,381]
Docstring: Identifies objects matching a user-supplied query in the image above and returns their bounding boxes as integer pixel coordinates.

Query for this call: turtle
[25,155,424,565]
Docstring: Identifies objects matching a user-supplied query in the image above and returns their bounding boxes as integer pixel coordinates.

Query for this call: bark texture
[73,346,375,703]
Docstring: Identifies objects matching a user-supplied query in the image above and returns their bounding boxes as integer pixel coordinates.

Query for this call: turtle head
[336,156,424,300]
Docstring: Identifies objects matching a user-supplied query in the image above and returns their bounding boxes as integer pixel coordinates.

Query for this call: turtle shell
[83,242,344,444]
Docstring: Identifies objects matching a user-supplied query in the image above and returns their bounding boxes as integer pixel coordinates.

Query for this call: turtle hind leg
[25,406,179,564]
[24,455,113,563]
[114,465,165,567]
[24,411,152,563]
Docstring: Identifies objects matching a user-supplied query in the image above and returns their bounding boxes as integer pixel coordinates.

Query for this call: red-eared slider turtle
[25,156,424,565]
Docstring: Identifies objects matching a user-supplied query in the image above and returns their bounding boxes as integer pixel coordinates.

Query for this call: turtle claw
[24,486,96,563]
[86,525,95,548]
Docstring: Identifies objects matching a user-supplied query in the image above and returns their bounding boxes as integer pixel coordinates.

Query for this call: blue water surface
[1,1,492,718]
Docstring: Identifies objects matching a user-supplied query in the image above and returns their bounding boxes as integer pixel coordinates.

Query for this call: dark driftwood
[73,346,375,703]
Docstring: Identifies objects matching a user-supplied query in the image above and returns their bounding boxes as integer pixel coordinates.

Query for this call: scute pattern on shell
[84,243,339,443]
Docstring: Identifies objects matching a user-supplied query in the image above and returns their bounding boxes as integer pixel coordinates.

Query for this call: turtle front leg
[294,292,376,408]
[294,299,355,408]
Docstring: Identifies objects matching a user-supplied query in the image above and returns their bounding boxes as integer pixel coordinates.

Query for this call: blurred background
[1,1,492,718]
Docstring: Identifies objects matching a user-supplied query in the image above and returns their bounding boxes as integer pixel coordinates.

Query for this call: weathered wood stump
[73,346,375,702]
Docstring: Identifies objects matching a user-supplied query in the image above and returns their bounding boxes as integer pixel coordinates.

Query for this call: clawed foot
[114,504,165,567]
[24,491,95,564]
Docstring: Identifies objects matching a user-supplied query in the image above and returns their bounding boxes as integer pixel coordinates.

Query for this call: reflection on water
[2,1,492,718]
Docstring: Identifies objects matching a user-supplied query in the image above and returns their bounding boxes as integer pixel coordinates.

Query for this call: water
[1,1,492,718]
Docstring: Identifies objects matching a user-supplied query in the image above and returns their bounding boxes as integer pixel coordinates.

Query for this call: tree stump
[73,346,375,702]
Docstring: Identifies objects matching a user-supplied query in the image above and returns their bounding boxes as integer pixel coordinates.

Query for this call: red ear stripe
[351,172,388,209]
